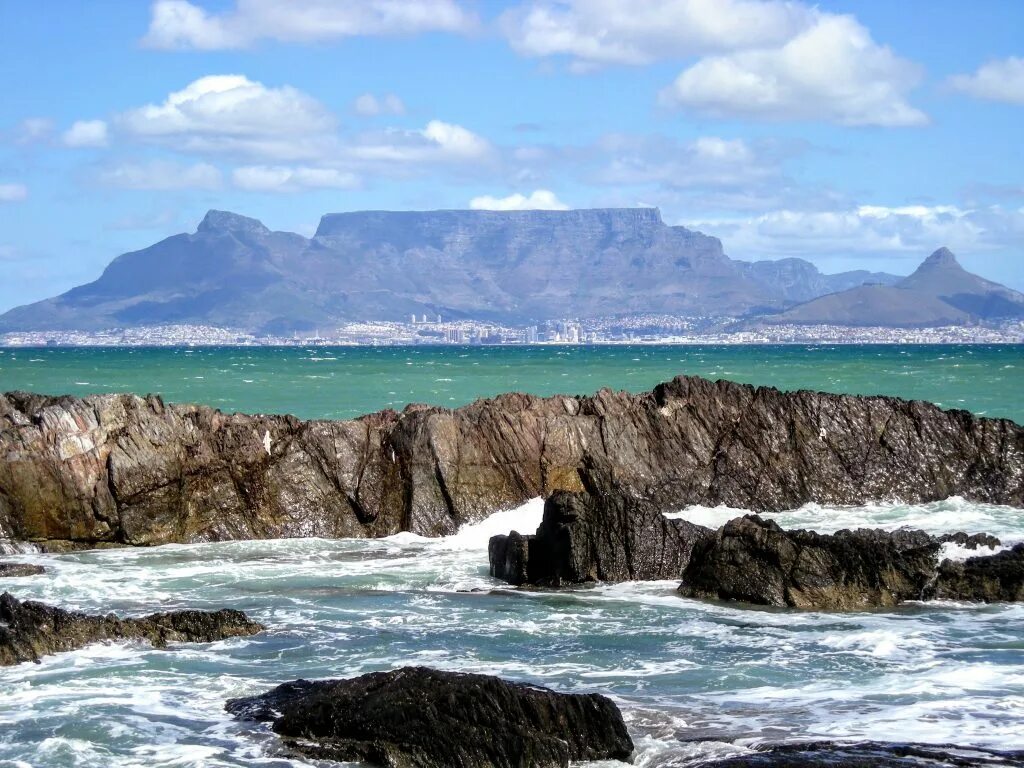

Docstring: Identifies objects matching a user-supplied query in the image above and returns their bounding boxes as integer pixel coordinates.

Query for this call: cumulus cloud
[353,93,406,116]
[660,14,926,126]
[501,0,811,68]
[0,183,28,202]
[232,165,360,192]
[143,0,475,50]
[118,74,336,160]
[948,57,1024,105]
[98,160,223,190]
[62,119,110,147]
[469,189,569,210]
[343,120,493,167]
[690,204,1024,259]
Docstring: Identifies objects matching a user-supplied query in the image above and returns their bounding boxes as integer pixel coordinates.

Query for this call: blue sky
[1,0,1023,313]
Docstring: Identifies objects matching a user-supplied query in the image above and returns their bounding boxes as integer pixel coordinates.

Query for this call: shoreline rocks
[0,592,264,665]
[2,375,1022,549]
[0,563,45,577]
[226,666,633,768]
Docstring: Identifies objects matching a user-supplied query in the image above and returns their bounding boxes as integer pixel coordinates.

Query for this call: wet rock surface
[0,563,45,577]
[226,666,634,768]
[2,376,1021,548]
[929,543,1024,602]
[0,592,264,665]
[708,741,1024,766]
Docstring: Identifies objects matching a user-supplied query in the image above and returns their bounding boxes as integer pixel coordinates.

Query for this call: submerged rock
[709,740,1024,766]
[1,375,1021,548]
[0,592,263,665]
[0,563,45,577]
[226,666,633,768]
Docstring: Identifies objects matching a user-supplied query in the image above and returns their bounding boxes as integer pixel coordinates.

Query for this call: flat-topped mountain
[762,247,1024,327]
[0,208,907,334]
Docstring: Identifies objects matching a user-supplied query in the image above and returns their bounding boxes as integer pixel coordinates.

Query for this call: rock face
[489,476,713,586]
[1,376,1022,549]
[0,563,45,577]
[0,592,264,665]
[226,666,633,768]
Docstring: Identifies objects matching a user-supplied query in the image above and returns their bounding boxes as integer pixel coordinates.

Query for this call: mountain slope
[761,247,1024,327]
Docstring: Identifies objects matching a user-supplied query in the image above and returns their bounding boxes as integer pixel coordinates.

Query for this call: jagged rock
[0,563,44,577]
[709,740,1024,766]
[1,375,1022,548]
[937,531,1002,550]
[928,543,1024,602]
[226,666,633,768]
[489,475,713,585]
[677,516,943,609]
[0,592,263,665]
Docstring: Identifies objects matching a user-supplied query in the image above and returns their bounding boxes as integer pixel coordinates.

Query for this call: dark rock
[490,474,713,585]
[0,592,264,665]
[1,375,1022,548]
[928,543,1024,602]
[0,563,45,577]
[708,740,1024,766]
[937,531,1002,550]
[226,666,633,768]
[677,516,943,609]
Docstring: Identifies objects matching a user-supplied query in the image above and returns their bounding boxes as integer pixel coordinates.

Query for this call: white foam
[439,498,545,551]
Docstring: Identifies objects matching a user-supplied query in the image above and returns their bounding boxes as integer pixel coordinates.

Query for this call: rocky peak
[918,247,962,271]
[197,210,271,237]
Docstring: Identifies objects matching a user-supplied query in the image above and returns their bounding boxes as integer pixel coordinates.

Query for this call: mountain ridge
[0,208,1016,333]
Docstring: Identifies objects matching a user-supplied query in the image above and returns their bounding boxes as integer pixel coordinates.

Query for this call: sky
[1,0,1023,314]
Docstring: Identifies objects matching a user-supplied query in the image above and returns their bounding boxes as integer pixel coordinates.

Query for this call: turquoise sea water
[1,344,1023,767]
[1,344,1022,422]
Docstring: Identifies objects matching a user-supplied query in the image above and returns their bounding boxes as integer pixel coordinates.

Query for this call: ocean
[0,344,1022,767]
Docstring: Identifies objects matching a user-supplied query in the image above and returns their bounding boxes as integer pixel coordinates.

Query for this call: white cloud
[353,93,406,116]
[0,183,28,202]
[62,119,109,147]
[344,120,493,166]
[689,204,1024,258]
[98,160,223,190]
[118,74,335,160]
[143,0,475,50]
[660,14,926,126]
[232,165,360,192]
[470,189,569,210]
[948,57,1024,106]
[501,0,812,68]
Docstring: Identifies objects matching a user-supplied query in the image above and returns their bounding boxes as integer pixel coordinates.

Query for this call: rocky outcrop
[226,666,633,768]
[929,543,1024,602]
[0,563,44,577]
[2,375,1022,549]
[709,740,1024,766]
[0,592,263,665]
[489,475,713,586]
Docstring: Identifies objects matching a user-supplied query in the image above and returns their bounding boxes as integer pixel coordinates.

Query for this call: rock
[708,740,1024,766]
[938,531,1002,550]
[928,543,1024,602]
[0,563,45,577]
[226,666,633,768]
[677,516,943,609]
[490,472,713,585]
[2,375,1022,548]
[0,592,264,665]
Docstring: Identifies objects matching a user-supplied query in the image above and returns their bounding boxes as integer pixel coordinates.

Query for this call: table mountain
[760,247,1024,326]
[0,208,901,333]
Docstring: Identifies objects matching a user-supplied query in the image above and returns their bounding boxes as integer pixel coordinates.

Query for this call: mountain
[0,209,1012,333]
[761,247,1024,326]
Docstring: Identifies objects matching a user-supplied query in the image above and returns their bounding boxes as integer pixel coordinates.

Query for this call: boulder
[226,666,633,768]
[0,563,45,577]
[0,592,263,665]
[928,543,1024,602]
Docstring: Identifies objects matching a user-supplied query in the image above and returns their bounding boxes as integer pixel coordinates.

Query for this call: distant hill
[1,210,1016,333]
[760,247,1024,326]
[0,208,911,334]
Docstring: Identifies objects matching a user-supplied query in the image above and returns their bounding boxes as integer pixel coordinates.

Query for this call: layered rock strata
[226,666,633,768]
[2,375,1022,549]
[0,592,264,665]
